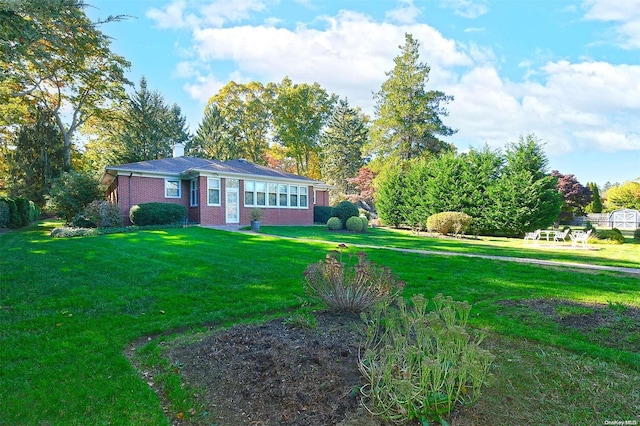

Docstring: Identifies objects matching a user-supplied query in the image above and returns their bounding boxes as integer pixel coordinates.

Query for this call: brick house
[100,145,331,226]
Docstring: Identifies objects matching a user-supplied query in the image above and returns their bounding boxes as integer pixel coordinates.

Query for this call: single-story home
[100,144,331,226]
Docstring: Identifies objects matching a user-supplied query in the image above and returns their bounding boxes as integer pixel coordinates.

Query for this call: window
[207,177,220,205]
[244,180,255,205]
[289,185,298,207]
[268,183,278,207]
[256,181,266,206]
[299,186,308,207]
[190,179,199,207]
[279,184,288,207]
[165,179,180,198]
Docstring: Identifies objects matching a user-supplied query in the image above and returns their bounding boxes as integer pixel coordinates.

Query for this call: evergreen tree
[586,182,603,213]
[375,167,406,227]
[319,98,368,194]
[367,33,456,166]
[188,103,237,160]
[5,108,64,206]
[486,134,562,235]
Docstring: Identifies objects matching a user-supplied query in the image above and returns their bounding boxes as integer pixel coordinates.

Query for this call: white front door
[226,179,239,223]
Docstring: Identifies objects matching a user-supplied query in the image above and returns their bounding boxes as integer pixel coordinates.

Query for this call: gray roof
[103,157,320,184]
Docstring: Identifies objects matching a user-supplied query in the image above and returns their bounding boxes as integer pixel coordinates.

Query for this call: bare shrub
[303,245,404,313]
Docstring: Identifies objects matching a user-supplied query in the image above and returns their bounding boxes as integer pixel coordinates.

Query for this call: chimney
[172,143,185,158]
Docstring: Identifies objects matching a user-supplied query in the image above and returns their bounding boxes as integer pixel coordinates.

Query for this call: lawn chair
[553,228,570,243]
[524,229,541,244]
[570,229,592,248]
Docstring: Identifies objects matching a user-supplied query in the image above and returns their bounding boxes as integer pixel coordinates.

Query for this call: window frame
[190,179,199,207]
[207,177,221,206]
[164,178,181,199]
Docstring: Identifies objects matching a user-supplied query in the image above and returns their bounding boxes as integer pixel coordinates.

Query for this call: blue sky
[87,0,640,187]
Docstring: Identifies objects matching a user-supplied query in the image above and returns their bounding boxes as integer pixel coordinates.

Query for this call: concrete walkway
[205,226,640,276]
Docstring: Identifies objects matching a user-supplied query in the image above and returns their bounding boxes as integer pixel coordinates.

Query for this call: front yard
[0,221,638,424]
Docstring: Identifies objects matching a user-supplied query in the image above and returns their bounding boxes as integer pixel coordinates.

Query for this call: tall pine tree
[367,33,456,167]
[319,98,368,195]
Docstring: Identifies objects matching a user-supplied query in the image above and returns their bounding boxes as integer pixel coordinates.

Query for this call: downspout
[128,173,133,223]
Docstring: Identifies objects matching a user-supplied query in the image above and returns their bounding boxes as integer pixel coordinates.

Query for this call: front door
[226,179,239,223]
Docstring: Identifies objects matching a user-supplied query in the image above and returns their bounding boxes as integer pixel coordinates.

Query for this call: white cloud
[146,0,199,29]
[186,10,470,113]
[582,0,640,49]
[183,73,227,104]
[385,0,422,24]
[439,0,488,19]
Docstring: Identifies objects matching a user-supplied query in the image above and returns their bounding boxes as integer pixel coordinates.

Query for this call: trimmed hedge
[346,216,364,232]
[594,228,625,244]
[327,217,342,230]
[314,206,333,224]
[360,216,369,232]
[0,196,39,228]
[129,202,187,226]
[332,200,359,229]
[426,212,473,236]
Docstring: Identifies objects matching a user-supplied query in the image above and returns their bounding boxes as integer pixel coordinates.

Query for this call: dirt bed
[166,312,384,426]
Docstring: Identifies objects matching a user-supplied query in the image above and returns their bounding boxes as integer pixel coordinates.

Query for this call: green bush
[359,294,494,425]
[313,206,333,224]
[326,217,342,230]
[73,201,123,228]
[28,201,39,223]
[594,228,625,244]
[50,226,98,238]
[332,200,359,229]
[427,211,473,235]
[0,197,20,228]
[634,228,640,241]
[345,216,363,232]
[129,202,187,226]
[303,246,404,313]
[47,172,103,224]
[0,199,10,228]
[14,197,30,226]
[360,215,368,232]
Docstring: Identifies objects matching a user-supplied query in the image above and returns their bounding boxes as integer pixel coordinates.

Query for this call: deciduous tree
[1,0,131,171]
[271,77,336,175]
[551,171,591,219]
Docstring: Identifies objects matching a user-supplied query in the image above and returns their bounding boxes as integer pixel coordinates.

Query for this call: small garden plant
[359,294,494,425]
[303,244,405,312]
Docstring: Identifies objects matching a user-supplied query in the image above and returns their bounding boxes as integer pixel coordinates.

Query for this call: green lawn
[0,221,638,425]
[261,225,640,269]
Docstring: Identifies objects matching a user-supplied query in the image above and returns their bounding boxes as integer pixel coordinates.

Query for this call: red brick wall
[314,189,330,206]
[112,175,322,226]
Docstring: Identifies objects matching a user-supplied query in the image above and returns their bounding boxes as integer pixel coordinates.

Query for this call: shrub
[345,216,363,232]
[28,201,39,223]
[47,171,103,224]
[314,206,333,224]
[332,200,359,228]
[594,228,625,244]
[303,245,405,313]
[0,197,20,228]
[50,226,98,238]
[326,217,342,230]
[359,294,494,425]
[0,199,9,227]
[129,202,187,226]
[634,228,640,241]
[73,200,123,228]
[427,211,473,236]
[14,197,30,226]
[360,215,368,232]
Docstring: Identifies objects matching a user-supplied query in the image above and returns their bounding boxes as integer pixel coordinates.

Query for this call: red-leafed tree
[551,170,591,219]
[347,166,377,205]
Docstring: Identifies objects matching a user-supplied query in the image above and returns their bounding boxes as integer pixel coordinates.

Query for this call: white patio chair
[570,229,592,248]
[524,229,541,244]
[553,228,570,243]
